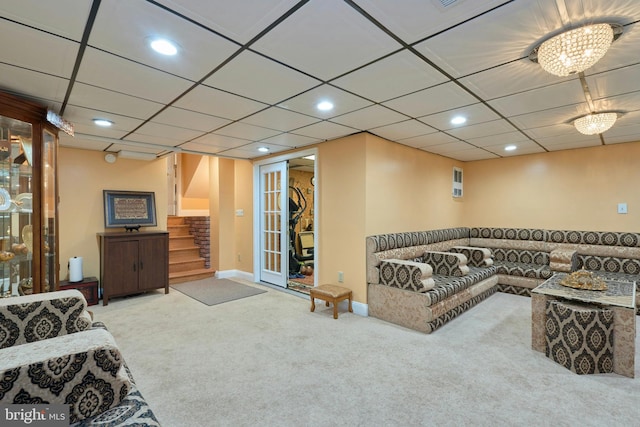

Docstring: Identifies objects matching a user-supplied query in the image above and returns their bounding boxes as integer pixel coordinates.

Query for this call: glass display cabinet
[0,91,59,296]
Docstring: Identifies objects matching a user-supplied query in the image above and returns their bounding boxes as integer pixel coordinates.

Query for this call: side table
[59,277,99,306]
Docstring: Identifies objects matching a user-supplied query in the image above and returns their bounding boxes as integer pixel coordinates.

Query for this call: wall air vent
[452,167,463,198]
[439,0,458,6]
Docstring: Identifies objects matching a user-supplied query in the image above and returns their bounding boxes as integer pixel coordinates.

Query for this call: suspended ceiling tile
[369,119,437,141]
[0,0,92,41]
[421,140,477,154]
[353,0,507,44]
[482,140,546,156]
[67,82,165,120]
[212,122,280,141]
[62,105,143,139]
[261,133,320,148]
[189,133,251,149]
[418,103,501,131]
[488,80,587,118]
[537,132,601,149]
[107,144,162,155]
[279,85,372,119]
[0,19,79,77]
[460,59,573,100]
[152,107,232,132]
[383,82,477,118]
[153,0,301,44]
[251,0,401,81]
[591,91,640,115]
[330,105,408,130]
[134,122,204,141]
[127,132,185,147]
[240,107,319,132]
[204,51,320,105]
[465,131,531,148]
[525,123,579,139]
[399,131,459,148]
[59,134,112,151]
[447,119,515,140]
[76,48,193,104]
[331,50,448,103]
[179,141,227,155]
[414,0,562,77]
[509,104,590,130]
[447,148,500,161]
[89,0,239,81]
[173,84,267,120]
[231,141,292,155]
[0,64,69,105]
[587,64,640,100]
[292,121,358,141]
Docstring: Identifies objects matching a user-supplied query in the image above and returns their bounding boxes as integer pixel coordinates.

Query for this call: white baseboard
[216,270,253,281]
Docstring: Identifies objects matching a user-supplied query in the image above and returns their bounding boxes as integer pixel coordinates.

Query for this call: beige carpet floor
[90,280,640,427]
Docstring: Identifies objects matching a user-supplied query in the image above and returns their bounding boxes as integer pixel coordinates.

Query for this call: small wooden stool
[310,284,353,319]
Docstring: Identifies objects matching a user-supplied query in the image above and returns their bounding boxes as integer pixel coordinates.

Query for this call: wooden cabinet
[98,231,169,305]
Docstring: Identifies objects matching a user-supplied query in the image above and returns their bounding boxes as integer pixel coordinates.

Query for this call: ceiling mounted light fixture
[504,145,517,151]
[316,101,334,112]
[150,38,178,56]
[450,116,466,125]
[257,147,269,153]
[530,23,623,77]
[573,112,618,135]
[93,119,113,127]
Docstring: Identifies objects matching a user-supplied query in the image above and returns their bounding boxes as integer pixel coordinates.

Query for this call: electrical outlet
[338,271,344,283]
[618,203,628,214]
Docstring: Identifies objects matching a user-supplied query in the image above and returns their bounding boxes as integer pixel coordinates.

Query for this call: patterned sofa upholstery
[368,227,640,334]
[367,228,498,333]
[0,291,160,426]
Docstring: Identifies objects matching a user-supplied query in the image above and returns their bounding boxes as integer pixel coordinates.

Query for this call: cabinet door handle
[140,261,144,270]
[133,263,136,272]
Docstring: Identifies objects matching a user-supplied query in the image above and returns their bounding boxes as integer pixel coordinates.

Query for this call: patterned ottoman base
[545,300,614,375]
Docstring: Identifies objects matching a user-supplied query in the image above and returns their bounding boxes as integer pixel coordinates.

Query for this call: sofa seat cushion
[494,262,553,279]
[426,266,496,306]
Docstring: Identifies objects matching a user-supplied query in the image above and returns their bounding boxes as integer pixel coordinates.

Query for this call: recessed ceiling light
[93,119,113,127]
[317,101,334,111]
[150,38,178,56]
[505,145,517,151]
[258,147,269,153]
[451,116,466,125]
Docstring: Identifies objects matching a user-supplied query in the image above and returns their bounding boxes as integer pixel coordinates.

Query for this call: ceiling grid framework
[0,0,637,161]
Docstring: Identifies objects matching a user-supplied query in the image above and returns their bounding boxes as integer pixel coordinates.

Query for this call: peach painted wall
[364,133,465,235]
[58,147,167,282]
[180,153,209,211]
[464,141,640,231]
[317,134,367,301]
[233,160,254,272]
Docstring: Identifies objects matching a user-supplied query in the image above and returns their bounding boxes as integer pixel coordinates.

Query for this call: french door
[259,162,287,287]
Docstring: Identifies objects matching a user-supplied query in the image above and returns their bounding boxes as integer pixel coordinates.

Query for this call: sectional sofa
[367,227,640,333]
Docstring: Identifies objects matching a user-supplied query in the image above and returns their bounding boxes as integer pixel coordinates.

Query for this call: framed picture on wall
[103,190,157,228]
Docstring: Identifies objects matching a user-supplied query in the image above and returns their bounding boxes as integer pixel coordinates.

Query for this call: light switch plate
[618,203,628,214]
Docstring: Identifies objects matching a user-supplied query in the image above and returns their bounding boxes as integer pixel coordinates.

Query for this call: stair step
[168,224,191,236]
[167,216,185,226]
[169,247,201,262]
[169,258,206,273]
[170,235,196,249]
[169,268,216,285]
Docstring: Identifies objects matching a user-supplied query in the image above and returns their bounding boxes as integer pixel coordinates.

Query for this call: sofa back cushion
[492,248,549,265]
[577,254,640,275]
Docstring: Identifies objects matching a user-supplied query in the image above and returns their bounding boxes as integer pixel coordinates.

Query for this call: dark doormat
[171,278,267,306]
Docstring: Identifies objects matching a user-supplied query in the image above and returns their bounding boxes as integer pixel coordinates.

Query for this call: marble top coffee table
[531,273,636,378]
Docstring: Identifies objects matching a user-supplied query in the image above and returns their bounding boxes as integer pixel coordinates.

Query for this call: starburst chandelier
[573,113,618,135]
[532,23,621,76]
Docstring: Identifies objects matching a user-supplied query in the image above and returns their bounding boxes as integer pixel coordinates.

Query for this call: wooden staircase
[168,216,215,284]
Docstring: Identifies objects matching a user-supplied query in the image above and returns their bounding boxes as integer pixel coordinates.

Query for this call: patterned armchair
[0,291,134,424]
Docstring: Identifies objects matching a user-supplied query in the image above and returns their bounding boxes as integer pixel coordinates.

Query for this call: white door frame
[253,148,318,287]
[257,161,288,286]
